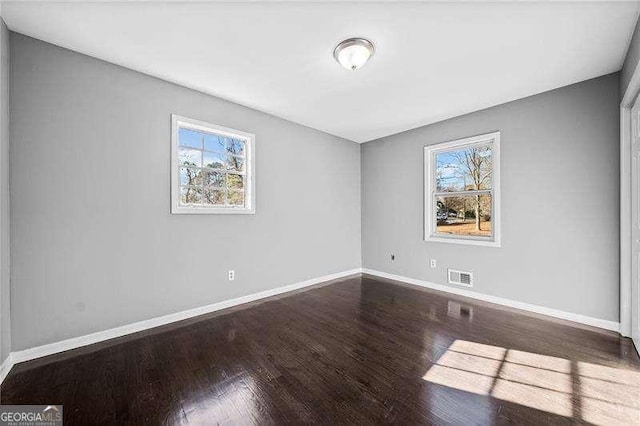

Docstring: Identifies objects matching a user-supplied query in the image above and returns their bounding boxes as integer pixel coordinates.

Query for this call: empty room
[0,0,639,424]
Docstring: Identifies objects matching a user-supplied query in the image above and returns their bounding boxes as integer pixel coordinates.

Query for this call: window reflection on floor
[179,374,259,424]
[422,340,640,424]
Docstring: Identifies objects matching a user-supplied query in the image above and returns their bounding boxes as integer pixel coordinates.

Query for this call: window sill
[171,207,256,215]
[425,235,501,248]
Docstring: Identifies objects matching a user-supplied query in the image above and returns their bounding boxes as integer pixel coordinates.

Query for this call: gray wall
[0,19,10,362]
[362,73,620,322]
[622,16,640,97]
[10,34,361,351]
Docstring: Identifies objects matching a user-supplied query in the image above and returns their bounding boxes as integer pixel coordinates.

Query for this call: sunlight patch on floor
[491,376,572,416]
[422,340,640,424]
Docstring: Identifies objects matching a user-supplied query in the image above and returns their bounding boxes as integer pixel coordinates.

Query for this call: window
[171,114,255,214]
[424,131,500,246]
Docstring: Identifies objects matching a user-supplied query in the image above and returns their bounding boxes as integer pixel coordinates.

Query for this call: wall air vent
[448,269,473,287]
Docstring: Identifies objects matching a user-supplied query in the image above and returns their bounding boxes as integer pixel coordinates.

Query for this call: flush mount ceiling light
[333,38,375,71]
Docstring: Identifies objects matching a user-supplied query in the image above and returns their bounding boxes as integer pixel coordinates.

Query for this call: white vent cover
[448,269,473,287]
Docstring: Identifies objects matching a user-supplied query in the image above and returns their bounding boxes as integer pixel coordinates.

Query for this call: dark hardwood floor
[2,274,639,425]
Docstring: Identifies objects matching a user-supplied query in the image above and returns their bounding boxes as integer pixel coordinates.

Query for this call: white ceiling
[2,1,639,143]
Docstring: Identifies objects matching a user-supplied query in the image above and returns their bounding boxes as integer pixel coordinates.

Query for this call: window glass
[173,115,253,214]
[425,132,499,245]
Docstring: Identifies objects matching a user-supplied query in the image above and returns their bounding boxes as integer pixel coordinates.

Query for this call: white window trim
[171,114,256,215]
[424,131,501,247]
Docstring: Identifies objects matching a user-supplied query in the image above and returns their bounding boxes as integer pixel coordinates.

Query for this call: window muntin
[425,132,500,246]
[171,115,255,214]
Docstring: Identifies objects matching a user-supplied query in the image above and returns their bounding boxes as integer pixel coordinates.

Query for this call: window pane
[180,187,202,205]
[204,133,225,152]
[179,167,202,186]
[179,148,201,167]
[203,152,226,169]
[178,128,203,149]
[226,173,244,190]
[226,156,244,172]
[227,190,245,206]
[203,188,225,205]
[227,139,245,156]
[436,145,492,192]
[203,170,224,187]
[436,194,492,237]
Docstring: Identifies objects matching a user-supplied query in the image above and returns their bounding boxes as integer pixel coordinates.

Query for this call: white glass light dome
[333,38,375,71]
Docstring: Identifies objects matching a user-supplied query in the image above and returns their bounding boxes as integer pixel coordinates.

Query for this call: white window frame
[171,114,255,214]
[424,131,501,247]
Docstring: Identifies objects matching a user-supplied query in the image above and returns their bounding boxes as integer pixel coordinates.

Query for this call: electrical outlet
[228,270,235,281]
[430,259,437,268]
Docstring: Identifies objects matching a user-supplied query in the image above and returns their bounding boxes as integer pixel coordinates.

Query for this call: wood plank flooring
[2,274,639,425]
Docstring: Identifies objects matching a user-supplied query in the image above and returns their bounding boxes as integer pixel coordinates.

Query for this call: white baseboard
[0,353,13,385]
[1,267,621,386]
[3,268,361,382]
[362,268,620,333]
